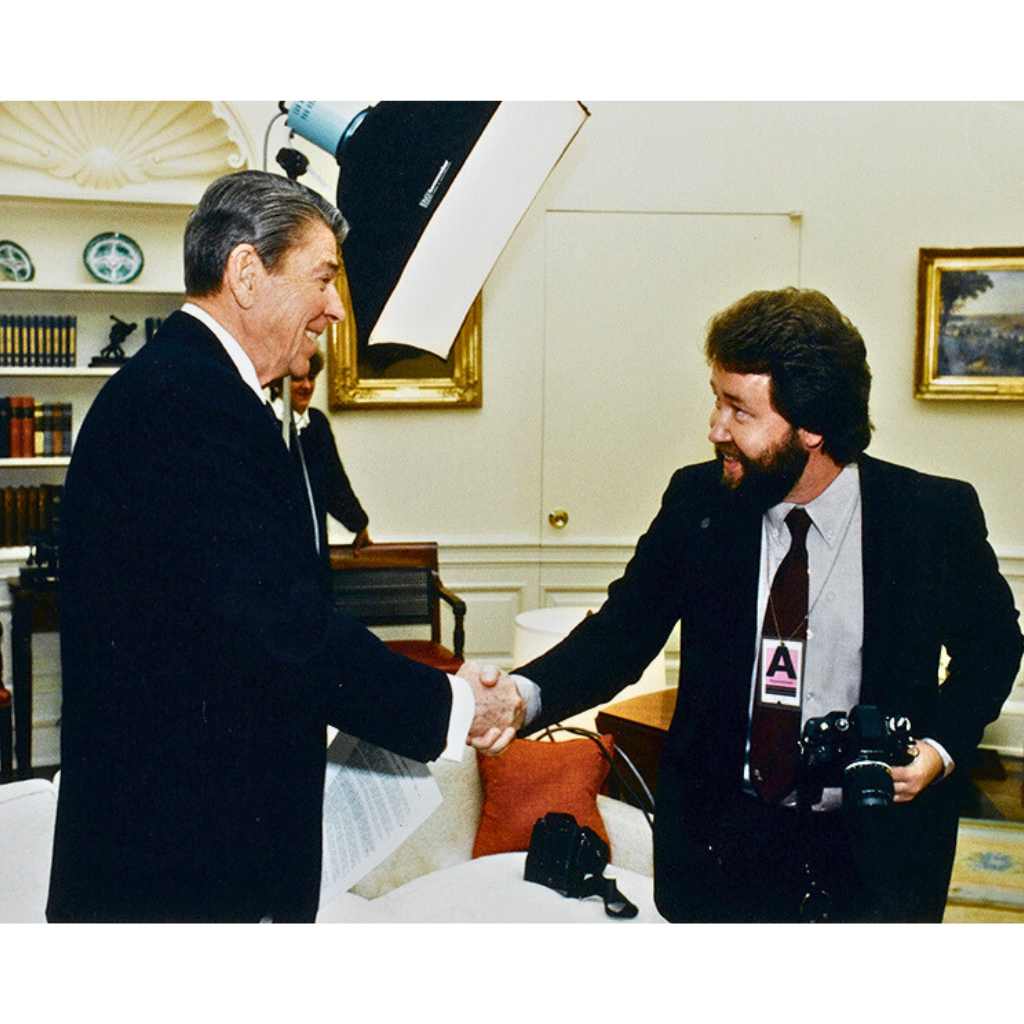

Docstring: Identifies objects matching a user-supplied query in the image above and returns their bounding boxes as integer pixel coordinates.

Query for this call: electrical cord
[537,723,655,832]
[263,102,288,172]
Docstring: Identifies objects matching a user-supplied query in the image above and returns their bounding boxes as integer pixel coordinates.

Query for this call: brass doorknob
[548,508,569,529]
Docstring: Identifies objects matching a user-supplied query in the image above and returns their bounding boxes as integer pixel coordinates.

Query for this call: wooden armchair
[327,541,466,674]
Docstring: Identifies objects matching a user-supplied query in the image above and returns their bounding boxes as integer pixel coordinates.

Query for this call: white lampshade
[513,606,594,666]
[512,606,668,733]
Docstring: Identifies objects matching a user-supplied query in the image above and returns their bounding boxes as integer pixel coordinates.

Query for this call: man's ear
[224,243,262,309]
[797,426,824,451]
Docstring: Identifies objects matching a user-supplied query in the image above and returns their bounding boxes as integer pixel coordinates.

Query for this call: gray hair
[184,170,348,297]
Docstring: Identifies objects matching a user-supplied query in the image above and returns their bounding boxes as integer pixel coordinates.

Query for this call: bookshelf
[0,195,190,555]
[1,458,70,468]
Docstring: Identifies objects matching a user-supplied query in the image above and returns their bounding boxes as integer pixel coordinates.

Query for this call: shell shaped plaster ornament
[0,101,249,191]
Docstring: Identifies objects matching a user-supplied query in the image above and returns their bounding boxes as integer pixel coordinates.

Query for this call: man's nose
[708,407,731,444]
[324,283,345,324]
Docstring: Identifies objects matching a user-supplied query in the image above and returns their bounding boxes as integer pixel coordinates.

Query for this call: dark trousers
[665,791,937,923]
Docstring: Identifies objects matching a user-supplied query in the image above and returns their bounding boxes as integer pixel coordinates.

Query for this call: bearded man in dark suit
[47,170,522,923]
[507,287,1022,922]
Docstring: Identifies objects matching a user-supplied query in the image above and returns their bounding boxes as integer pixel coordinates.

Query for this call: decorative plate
[0,239,35,282]
[83,231,144,284]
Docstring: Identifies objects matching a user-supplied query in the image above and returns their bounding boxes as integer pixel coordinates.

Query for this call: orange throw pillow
[472,735,614,859]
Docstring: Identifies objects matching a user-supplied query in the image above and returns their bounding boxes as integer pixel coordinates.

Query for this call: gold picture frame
[326,259,482,410]
[916,247,1024,401]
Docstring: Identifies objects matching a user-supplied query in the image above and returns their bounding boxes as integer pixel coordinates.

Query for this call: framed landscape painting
[916,247,1024,400]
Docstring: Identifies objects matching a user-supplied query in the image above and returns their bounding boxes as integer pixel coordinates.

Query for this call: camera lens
[842,759,894,809]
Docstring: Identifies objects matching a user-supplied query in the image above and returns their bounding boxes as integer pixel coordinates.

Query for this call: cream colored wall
[239,101,1024,554]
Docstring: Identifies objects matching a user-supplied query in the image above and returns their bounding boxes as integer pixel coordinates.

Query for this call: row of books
[1,484,62,548]
[0,314,78,367]
[0,397,72,458]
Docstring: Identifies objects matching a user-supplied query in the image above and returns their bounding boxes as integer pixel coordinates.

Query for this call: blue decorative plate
[83,231,144,284]
[0,239,35,282]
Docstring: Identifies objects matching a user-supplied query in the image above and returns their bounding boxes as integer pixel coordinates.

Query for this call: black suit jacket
[519,455,1023,920]
[47,311,452,922]
[291,407,368,563]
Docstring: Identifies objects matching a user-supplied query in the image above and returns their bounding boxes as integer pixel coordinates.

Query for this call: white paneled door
[541,211,801,550]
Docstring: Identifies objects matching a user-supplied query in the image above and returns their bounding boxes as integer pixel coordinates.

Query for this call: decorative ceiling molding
[0,101,254,201]
[209,102,257,172]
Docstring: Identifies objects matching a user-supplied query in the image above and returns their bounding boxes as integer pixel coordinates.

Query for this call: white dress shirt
[270,396,310,433]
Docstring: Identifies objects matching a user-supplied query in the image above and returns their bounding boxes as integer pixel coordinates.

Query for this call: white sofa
[318,747,664,923]
[0,751,663,924]
[0,777,57,923]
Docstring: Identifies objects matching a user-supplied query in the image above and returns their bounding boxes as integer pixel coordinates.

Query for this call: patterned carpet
[944,818,1024,923]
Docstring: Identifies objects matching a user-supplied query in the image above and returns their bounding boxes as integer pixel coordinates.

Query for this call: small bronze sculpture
[90,315,138,366]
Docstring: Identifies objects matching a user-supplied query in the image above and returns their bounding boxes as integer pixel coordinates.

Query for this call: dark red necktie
[749,507,812,803]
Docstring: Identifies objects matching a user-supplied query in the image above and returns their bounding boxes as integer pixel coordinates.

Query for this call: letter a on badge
[766,643,796,679]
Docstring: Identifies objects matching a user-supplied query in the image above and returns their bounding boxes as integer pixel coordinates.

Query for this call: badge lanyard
[758,495,860,708]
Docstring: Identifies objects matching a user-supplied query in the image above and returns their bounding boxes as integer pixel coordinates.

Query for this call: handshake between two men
[457,661,525,757]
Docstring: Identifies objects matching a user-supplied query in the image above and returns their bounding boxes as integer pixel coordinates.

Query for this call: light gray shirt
[745,462,950,807]
[745,463,863,808]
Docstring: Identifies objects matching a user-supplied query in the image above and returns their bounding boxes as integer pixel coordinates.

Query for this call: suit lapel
[727,492,763,651]
[704,484,764,726]
[858,454,900,706]
[169,311,319,551]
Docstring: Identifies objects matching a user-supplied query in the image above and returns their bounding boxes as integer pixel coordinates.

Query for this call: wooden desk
[595,688,677,808]
[9,579,60,779]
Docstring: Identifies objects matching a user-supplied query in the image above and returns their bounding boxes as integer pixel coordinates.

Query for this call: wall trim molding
[432,538,1024,577]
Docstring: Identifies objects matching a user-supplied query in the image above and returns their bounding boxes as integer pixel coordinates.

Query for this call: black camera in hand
[799,704,915,810]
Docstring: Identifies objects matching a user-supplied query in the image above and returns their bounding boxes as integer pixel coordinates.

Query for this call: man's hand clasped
[458,660,525,757]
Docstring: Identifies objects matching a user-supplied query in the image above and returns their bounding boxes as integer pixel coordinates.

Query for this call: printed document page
[319,726,442,906]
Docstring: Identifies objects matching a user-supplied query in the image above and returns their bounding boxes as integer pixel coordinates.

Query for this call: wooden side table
[596,687,677,809]
[9,579,60,779]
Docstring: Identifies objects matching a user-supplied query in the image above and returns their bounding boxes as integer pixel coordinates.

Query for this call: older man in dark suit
[47,170,522,923]
[510,287,1022,922]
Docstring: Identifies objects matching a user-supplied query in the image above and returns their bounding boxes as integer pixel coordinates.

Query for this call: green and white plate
[0,239,35,282]
[83,231,144,284]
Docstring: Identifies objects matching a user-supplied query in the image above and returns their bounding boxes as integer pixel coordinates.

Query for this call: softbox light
[286,100,589,361]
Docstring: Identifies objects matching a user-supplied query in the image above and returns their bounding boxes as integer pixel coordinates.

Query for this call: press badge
[759,638,804,708]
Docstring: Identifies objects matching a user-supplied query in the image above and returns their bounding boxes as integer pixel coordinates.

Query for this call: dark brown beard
[715,429,809,510]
